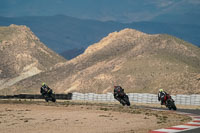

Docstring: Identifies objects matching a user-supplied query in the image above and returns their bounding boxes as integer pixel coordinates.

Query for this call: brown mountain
[0,24,66,93]
[3,28,200,95]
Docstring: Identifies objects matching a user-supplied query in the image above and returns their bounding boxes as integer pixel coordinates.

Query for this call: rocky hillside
[4,28,200,95]
[0,25,66,92]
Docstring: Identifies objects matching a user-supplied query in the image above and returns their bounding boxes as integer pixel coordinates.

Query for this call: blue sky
[1,0,200,23]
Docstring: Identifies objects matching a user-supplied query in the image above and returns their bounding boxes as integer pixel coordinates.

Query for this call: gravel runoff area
[0,100,191,133]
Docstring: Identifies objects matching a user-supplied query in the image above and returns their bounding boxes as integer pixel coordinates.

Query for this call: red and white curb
[149,109,200,133]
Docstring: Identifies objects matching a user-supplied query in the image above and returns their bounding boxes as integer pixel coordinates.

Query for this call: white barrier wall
[72,92,200,106]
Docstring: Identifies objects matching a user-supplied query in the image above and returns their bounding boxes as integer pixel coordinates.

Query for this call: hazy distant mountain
[60,48,85,60]
[0,15,199,59]
[1,0,200,24]
[8,29,200,95]
[0,25,66,93]
[0,15,125,54]
[128,21,200,47]
[152,13,200,26]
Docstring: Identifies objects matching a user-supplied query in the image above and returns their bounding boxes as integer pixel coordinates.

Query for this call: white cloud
[149,0,175,8]
[158,1,174,7]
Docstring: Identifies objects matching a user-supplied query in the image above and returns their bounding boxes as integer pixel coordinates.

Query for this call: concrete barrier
[0,93,72,100]
[1,92,200,105]
[71,92,200,105]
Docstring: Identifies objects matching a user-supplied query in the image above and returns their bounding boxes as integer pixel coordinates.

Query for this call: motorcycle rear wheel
[123,95,130,106]
[52,97,56,102]
[167,100,177,110]
[171,102,177,110]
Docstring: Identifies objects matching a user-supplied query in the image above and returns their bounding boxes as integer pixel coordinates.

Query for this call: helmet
[42,82,46,86]
[159,89,163,92]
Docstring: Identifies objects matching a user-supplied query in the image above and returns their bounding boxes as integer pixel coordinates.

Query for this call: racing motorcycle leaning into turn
[113,86,130,106]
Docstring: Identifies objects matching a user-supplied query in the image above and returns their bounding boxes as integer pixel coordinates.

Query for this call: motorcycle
[43,90,56,102]
[164,94,176,110]
[114,93,130,106]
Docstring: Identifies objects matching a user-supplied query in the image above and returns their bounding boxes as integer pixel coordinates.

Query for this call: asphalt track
[175,108,200,133]
[142,106,200,133]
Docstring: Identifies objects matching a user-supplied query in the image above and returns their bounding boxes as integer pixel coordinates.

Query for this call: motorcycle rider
[158,89,168,105]
[114,86,125,101]
[40,83,52,97]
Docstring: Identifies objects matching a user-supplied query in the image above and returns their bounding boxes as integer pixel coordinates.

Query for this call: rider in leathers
[114,86,125,101]
[40,83,52,97]
[158,89,168,105]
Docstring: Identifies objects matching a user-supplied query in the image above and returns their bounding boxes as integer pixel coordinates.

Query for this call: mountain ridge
[0,15,199,60]
[0,24,66,91]
[5,28,200,95]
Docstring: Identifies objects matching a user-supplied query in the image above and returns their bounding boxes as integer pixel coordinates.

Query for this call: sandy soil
[0,100,191,133]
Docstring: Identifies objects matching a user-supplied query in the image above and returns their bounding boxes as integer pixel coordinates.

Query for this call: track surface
[142,106,200,133]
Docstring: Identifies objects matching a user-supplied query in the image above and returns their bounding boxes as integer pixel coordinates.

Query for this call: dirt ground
[0,100,191,133]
